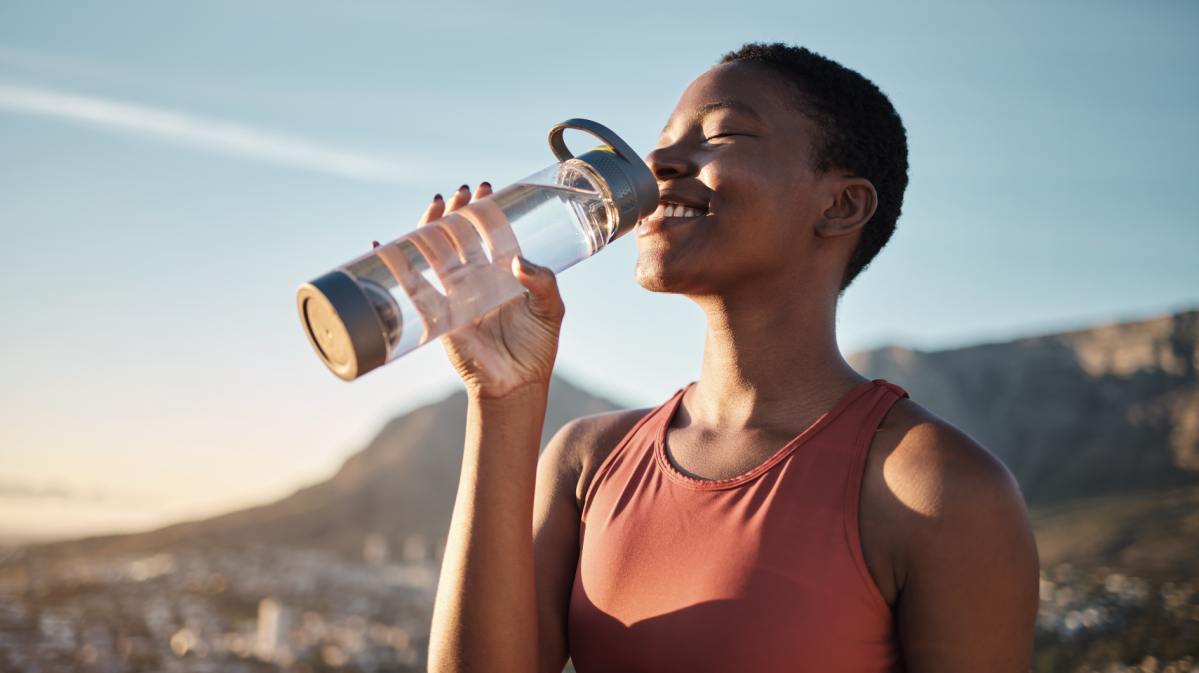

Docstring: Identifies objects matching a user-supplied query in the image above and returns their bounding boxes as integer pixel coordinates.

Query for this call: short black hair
[719,43,909,290]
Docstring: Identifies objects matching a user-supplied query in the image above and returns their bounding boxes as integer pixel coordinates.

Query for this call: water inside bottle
[341,173,614,362]
[493,182,611,272]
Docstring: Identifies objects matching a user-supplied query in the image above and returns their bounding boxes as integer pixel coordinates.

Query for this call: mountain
[12,311,1199,673]
[28,376,619,563]
[26,310,1199,575]
[1031,484,1199,578]
[849,310,1199,505]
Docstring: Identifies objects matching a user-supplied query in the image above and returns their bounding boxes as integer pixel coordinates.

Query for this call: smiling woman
[424,43,1039,673]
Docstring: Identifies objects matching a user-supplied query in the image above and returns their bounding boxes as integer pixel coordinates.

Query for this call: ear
[814,177,877,239]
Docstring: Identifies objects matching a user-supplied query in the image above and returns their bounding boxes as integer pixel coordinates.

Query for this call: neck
[686,279,865,431]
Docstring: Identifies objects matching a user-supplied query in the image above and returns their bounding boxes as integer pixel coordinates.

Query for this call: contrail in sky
[0,84,409,182]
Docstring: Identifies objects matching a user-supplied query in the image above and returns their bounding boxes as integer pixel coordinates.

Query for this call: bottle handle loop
[548,119,641,165]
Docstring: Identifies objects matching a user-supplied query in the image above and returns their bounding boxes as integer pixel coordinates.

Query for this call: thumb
[511,256,564,322]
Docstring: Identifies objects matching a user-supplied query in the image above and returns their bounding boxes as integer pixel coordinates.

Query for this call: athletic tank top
[568,379,908,672]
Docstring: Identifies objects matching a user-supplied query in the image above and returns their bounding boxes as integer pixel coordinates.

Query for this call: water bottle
[297,119,658,380]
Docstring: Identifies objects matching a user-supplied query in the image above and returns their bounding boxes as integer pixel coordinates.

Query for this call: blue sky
[1,0,1195,540]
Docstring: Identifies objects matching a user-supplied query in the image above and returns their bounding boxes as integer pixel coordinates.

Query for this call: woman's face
[635,62,837,299]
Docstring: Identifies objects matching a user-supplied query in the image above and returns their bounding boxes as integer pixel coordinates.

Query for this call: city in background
[1,1,1196,672]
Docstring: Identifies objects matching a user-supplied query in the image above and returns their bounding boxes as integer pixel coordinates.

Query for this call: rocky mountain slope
[1032,484,1199,577]
[850,310,1199,504]
[29,376,617,562]
[11,311,1199,673]
[27,310,1199,574]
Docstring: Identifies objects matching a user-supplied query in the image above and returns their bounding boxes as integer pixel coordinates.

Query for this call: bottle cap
[548,119,659,241]
[296,270,388,380]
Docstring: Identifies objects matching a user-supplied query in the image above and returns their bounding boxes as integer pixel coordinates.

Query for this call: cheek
[708,186,799,250]
[703,156,794,217]
[711,164,816,243]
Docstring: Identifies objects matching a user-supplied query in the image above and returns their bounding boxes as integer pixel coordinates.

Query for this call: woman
[423,43,1039,672]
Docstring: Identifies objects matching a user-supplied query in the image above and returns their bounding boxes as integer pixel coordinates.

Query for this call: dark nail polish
[480,181,492,188]
[433,194,443,202]
[372,241,380,248]
[459,185,469,193]
[517,256,535,274]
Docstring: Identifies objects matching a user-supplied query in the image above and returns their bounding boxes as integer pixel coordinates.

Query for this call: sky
[1,0,1196,542]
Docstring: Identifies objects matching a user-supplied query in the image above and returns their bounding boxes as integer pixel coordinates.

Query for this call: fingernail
[516,256,535,274]
[433,194,443,203]
[480,181,491,188]
[459,185,469,193]
[372,241,380,248]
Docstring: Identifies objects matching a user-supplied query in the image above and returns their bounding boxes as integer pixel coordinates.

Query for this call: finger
[458,198,520,261]
[511,256,564,322]
[418,194,445,227]
[438,213,490,267]
[445,185,471,214]
[379,240,440,299]
[456,202,519,263]
[409,225,465,281]
[373,240,448,343]
[473,181,493,201]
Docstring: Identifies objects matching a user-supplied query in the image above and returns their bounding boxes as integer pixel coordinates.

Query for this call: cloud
[0,83,410,182]
[0,481,119,502]
[0,482,73,500]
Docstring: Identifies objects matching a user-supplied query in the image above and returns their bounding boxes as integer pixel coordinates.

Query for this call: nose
[646,140,696,182]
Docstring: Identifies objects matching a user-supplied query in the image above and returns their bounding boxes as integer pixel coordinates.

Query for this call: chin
[634,253,715,295]
[635,261,671,294]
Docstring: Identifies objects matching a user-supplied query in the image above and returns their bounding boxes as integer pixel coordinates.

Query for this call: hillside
[26,375,618,562]
[25,310,1199,574]
[10,311,1199,673]
[1031,484,1199,578]
[850,310,1199,504]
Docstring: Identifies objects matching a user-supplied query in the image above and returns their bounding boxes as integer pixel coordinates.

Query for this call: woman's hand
[416,190,561,673]
[415,183,565,400]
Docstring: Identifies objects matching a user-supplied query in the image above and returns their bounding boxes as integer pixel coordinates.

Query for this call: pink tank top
[568,379,908,672]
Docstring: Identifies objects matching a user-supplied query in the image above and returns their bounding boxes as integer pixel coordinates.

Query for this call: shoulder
[540,407,655,508]
[870,397,1025,520]
[862,397,1041,666]
[861,397,1036,594]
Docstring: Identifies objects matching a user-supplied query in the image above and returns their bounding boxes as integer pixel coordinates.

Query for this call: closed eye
[704,133,739,141]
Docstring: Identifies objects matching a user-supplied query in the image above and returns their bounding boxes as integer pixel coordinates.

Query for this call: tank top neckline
[654,379,884,491]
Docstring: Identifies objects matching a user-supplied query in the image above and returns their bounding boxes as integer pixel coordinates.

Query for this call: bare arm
[861,400,1040,672]
[432,376,646,673]
[431,386,549,673]
[425,184,564,673]
[423,182,652,673]
[531,410,651,673]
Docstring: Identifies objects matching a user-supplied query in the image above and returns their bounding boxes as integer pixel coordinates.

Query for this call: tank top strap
[830,379,908,428]
[878,379,909,400]
[842,379,909,620]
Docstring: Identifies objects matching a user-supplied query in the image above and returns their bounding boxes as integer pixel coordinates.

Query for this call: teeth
[654,203,706,218]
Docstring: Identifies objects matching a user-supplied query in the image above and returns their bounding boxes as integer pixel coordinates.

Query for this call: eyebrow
[663,99,762,134]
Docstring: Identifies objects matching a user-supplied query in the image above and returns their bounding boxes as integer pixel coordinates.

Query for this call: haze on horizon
[1,0,1196,543]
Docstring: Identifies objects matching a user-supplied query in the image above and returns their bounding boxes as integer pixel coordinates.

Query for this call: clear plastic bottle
[297,119,658,381]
